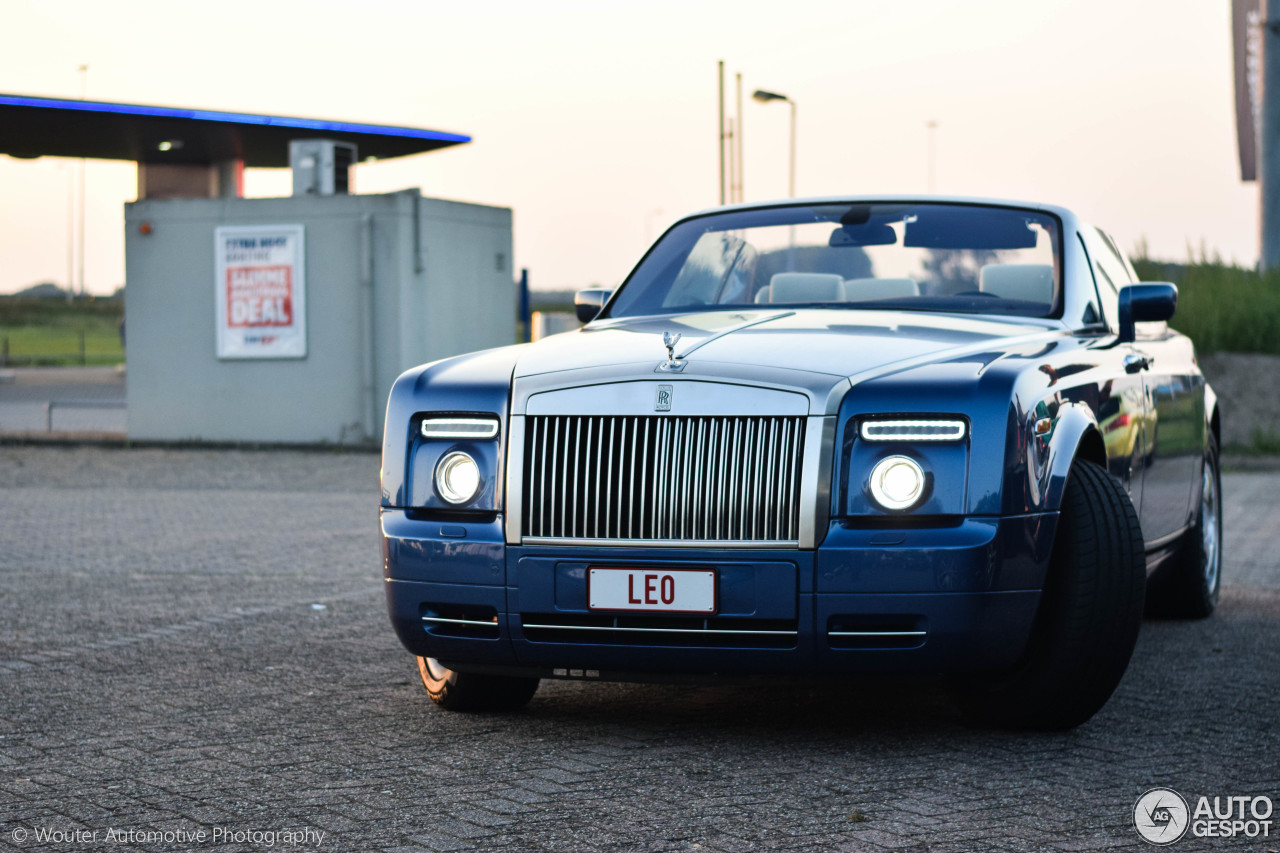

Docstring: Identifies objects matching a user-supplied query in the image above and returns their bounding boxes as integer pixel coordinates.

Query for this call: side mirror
[574,289,612,323]
[1117,282,1177,343]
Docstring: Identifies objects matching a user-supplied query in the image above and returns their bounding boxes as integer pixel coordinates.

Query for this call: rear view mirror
[574,289,613,323]
[1117,282,1177,343]
[829,223,897,247]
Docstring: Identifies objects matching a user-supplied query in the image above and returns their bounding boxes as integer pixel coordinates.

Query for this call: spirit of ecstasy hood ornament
[659,331,686,373]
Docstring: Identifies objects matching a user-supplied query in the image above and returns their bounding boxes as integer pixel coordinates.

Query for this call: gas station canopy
[0,93,470,166]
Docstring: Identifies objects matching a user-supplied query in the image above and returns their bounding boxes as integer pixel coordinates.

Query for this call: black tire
[950,460,1146,730]
[1146,436,1222,619]
[416,657,539,712]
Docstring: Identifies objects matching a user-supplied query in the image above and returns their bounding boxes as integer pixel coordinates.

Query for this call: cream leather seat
[766,272,845,303]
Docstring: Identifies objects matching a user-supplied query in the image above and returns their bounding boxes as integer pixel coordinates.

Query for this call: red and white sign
[215,225,306,359]
[588,567,716,613]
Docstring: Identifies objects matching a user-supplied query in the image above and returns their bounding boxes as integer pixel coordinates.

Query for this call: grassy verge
[0,297,124,366]
[1132,255,1280,355]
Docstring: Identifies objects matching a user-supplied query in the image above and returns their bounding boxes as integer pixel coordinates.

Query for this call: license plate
[587,567,716,613]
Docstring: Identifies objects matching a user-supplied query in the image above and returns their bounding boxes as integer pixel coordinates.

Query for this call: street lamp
[926,120,938,193]
[752,89,796,197]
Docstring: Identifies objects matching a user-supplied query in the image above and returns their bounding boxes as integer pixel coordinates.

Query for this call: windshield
[606,202,1062,319]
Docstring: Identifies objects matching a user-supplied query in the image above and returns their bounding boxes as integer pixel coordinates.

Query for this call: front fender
[1034,403,1105,513]
[380,345,525,508]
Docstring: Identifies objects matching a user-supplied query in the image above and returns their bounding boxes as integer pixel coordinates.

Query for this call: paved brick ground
[0,446,1276,852]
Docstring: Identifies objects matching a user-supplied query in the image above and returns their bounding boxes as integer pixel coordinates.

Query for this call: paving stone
[0,448,1275,851]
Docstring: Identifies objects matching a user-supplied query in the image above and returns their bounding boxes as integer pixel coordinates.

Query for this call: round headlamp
[434,451,481,504]
[868,455,926,511]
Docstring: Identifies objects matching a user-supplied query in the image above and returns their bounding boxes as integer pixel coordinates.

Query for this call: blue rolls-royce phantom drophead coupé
[379,198,1221,729]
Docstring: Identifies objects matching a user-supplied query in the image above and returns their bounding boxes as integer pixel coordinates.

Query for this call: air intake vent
[827,615,927,649]
[522,415,805,544]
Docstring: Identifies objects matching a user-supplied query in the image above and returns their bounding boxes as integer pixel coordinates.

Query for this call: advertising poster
[214,225,307,359]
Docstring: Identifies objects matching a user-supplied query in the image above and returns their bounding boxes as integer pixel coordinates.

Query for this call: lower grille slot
[827,615,927,649]
[520,613,798,649]
[421,604,499,638]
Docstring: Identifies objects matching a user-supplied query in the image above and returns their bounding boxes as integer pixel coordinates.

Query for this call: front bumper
[381,510,1056,679]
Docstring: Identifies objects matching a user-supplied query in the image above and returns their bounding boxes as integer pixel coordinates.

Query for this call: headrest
[768,272,845,303]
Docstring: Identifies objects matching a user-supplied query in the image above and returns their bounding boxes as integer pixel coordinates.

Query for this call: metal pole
[727,118,736,207]
[718,61,726,205]
[927,121,938,193]
[788,101,797,198]
[735,73,744,203]
[64,164,74,304]
[518,268,531,343]
[1263,1,1280,267]
[78,64,88,297]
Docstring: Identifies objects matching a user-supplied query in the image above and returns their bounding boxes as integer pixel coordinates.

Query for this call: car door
[1104,242,1203,544]
[1079,228,1148,517]
[1097,229,1200,544]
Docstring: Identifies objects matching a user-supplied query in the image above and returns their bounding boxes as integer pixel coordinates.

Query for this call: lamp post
[926,120,937,193]
[752,89,796,197]
[77,63,88,298]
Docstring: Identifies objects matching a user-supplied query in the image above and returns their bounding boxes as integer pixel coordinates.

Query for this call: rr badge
[655,384,673,412]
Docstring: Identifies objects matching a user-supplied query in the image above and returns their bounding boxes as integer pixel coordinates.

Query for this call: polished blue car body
[379,197,1219,694]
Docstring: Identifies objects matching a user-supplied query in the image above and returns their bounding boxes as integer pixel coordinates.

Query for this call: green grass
[0,296,124,366]
[1132,255,1280,355]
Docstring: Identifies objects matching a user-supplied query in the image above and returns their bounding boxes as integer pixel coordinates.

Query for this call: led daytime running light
[861,419,966,442]
[421,418,499,439]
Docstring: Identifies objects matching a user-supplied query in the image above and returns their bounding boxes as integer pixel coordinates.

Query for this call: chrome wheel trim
[424,657,451,682]
[1201,463,1220,593]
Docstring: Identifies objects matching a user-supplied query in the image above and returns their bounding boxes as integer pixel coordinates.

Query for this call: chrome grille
[522,415,805,543]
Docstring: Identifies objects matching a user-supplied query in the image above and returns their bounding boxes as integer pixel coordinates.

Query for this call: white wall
[124,190,513,444]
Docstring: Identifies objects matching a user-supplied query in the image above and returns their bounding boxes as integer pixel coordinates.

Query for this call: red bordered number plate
[587,567,716,614]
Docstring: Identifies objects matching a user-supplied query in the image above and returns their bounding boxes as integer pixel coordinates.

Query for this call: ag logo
[1134,788,1189,845]
[655,384,673,412]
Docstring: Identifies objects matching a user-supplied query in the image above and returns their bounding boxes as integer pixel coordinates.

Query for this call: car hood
[514,309,1060,382]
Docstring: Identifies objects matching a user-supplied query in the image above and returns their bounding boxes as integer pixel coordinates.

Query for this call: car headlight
[867,455,927,511]
[435,451,482,504]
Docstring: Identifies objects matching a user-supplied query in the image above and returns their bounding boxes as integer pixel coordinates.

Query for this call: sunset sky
[0,0,1257,295]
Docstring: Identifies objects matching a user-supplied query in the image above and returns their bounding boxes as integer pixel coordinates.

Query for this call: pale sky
[0,0,1258,295]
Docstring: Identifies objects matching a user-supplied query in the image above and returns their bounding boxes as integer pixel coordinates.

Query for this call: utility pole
[718,61,726,205]
[735,72,744,203]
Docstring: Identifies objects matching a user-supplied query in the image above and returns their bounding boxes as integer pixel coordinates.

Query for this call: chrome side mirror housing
[574,289,613,323]
[1117,282,1177,343]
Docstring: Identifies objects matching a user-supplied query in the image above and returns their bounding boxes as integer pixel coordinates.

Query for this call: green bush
[1132,254,1280,355]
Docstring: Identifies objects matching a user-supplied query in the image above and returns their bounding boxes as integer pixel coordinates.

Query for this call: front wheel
[950,460,1146,730]
[417,657,539,712]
